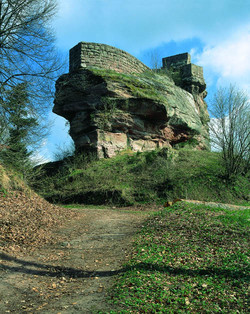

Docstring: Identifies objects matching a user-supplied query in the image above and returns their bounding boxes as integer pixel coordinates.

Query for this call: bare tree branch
[209,85,250,178]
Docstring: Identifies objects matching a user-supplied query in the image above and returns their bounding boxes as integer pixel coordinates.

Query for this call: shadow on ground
[1,252,247,280]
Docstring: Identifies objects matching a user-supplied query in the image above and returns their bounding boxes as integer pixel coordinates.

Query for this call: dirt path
[0,207,150,313]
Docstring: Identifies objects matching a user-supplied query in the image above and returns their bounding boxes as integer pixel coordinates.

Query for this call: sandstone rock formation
[53,42,210,158]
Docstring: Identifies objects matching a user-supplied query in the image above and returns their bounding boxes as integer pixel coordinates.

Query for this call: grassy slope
[35,149,249,206]
[109,202,249,313]
[0,163,26,193]
[91,68,173,104]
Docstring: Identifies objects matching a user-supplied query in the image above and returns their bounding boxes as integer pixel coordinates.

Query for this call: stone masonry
[69,42,150,74]
[162,52,191,69]
[162,52,206,95]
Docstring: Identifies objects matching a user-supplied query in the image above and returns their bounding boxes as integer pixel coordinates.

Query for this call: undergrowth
[108,202,250,313]
[33,149,249,206]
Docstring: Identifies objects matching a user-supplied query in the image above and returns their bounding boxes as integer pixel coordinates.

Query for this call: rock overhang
[53,42,210,158]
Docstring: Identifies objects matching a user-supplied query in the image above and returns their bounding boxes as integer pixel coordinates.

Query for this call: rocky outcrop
[53,43,210,158]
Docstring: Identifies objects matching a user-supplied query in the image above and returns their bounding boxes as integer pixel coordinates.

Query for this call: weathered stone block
[182,64,203,79]
[96,131,127,158]
[162,53,191,69]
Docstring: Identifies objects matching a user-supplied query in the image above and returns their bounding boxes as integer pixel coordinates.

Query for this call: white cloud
[53,0,250,93]
[193,24,250,95]
[30,140,51,165]
[30,153,51,166]
[31,138,52,164]
[46,113,73,160]
[53,0,250,95]
[32,113,73,163]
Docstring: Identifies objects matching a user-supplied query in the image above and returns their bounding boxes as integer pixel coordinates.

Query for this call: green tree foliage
[209,85,250,179]
[0,83,41,172]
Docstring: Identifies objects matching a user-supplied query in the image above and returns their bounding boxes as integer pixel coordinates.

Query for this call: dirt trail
[0,207,150,313]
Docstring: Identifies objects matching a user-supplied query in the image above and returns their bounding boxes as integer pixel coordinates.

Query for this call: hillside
[33,149,250,206]
[1,146,249,313]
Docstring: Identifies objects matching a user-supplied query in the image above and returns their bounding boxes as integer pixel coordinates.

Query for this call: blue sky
[37,0,250,162]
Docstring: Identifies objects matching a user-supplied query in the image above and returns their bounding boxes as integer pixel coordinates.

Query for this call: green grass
[108,202,250,313]
[34,149,250,206]
[91,68,173,104]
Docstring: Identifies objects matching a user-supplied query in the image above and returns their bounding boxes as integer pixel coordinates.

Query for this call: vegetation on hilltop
[91,68,173,104]
[32,148,249,206]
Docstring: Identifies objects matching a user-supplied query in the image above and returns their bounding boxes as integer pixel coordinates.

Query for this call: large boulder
[53,43,210,158]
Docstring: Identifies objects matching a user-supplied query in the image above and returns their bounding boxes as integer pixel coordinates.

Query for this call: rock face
[53,42,210,158]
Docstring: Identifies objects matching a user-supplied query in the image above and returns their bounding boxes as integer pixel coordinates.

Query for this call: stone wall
[69,42,150,74]
[162,52,206,95]
[181,64,204,81]
[162,53,191,69]
[162,53,204,81]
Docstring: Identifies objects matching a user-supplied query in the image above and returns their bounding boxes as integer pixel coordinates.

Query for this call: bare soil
[0,206,151,313]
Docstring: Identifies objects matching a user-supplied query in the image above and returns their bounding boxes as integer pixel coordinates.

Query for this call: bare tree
[146,49,162,70]
[0,0,64,158]
[209,85,250,179]
[0,0,61,88]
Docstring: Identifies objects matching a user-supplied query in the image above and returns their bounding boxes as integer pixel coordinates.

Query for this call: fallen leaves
[51,283,57,289]
[0,190,77,252]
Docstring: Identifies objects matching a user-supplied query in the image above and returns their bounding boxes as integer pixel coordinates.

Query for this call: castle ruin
[53,42,210,158]
[69,42,206,96]
[162,52,206,95]
[69,42,150,74]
